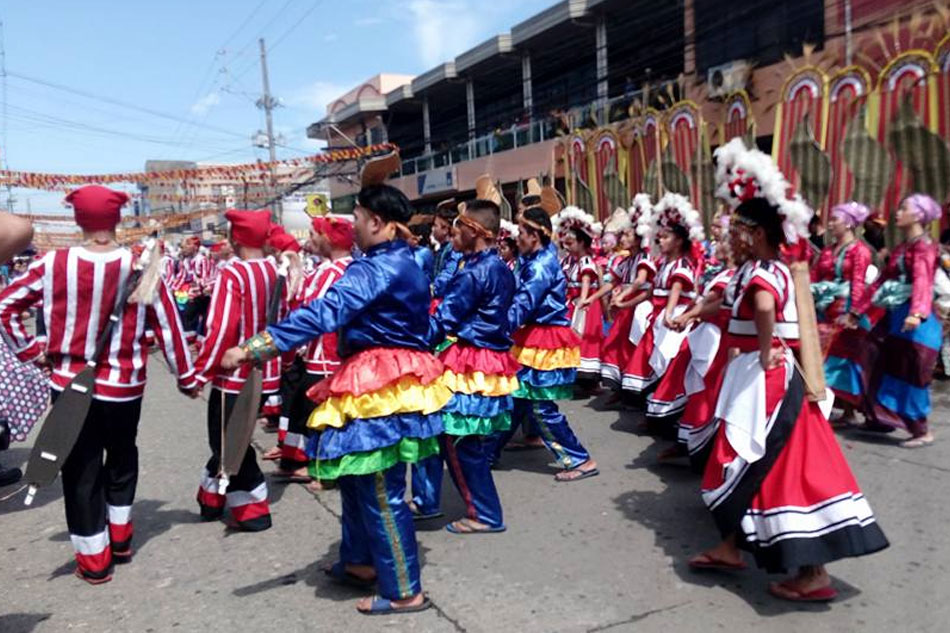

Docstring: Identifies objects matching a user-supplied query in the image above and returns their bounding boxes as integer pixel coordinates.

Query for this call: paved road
[1,358,947,633]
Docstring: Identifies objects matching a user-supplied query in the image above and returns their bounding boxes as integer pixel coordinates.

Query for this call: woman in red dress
[688,139,888,603]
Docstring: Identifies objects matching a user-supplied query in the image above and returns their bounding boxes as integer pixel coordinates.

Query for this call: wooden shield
[23,368,96,504]
[222,368,263,480]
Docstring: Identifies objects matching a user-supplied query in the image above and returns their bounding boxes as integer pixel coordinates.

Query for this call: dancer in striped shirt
[191,209,279,532]
[0,185,196,584]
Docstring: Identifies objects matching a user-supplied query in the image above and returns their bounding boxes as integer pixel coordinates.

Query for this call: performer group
[22,136,950,611]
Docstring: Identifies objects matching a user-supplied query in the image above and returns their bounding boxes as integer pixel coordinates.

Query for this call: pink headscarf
[903,193,942,224]
[831,201,870,229]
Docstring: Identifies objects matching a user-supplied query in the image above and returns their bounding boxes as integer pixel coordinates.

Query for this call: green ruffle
[309,436,440,480]
[512,382,574,401]
[442,411,512,436]
[434,336,457,354]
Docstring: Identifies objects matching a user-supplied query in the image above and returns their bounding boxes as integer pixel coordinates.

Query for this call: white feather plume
[552,206,603,242]
[499,219,520,240]
[644,192,706,247]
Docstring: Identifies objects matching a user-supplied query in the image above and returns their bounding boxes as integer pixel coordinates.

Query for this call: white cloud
[189,92,221,115]
[287,80,355,115]
[354,17,384,27]
[406,0,481,68]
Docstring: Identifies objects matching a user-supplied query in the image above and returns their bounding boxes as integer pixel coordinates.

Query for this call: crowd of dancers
[10,137,948,613]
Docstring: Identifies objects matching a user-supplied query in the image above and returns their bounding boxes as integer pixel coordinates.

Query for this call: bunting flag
[788,114,833,213]
[666,101,701,209]
[825,66,872,213]
[841,105,894,210]
[592,131,620,220]
[772,66,827,196]
[871,51,936,218]
[723,91,754,144]
[0,143,396,191]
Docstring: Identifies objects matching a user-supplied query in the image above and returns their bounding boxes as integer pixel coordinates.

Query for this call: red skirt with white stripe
[621,304,662,394]
[600,307,636,390]
[567,298,604,381]
[679,341,730,468]
[646,338,690,422]
[700,362,889,572]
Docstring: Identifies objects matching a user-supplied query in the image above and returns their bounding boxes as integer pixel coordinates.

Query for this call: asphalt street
[1,357,947,633]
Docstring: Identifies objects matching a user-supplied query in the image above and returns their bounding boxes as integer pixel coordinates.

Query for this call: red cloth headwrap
[268,231,300,253]
[66,185,128,231]
[312,216,354,251]
[225,209,271,248]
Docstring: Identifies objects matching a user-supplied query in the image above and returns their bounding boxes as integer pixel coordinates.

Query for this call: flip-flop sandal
[768,581,837,602]
[445,519,507,535]
[688,554,748,572]
[359,595,432,616]
[323,562,376,590]
[271,471,312,483]
[74,567,113,585]
[408,502,443,521]
[900,437,934,449]
[554,467,600,483]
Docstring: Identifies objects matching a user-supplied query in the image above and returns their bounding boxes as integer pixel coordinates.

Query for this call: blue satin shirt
[432,243,463,298]
[413,246,435,284]
[266,240,431,355]
[430,249,515,351]
[508,243,570,332]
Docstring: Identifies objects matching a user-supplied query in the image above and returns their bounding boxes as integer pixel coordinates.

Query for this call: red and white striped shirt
[193,258,282,394]
[302,256,352,375]
[0,247,196,401]
[174,253,214,297]
[159,254,177,282]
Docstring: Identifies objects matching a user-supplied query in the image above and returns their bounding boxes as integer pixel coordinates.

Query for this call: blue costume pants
[337,463,422,600]
[442,435,504,528]
[410,454,444,516]
[489,398,590,469]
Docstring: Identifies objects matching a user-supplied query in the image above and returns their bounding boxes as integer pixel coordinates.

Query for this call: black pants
[182,295,210,336]
[278,371,321,472]
[58,394,142,578]
[197,388,271,531]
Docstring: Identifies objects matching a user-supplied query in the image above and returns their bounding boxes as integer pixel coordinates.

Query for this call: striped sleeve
[0,255,47,362]
[146,276,197,390]
[193,269,242,386]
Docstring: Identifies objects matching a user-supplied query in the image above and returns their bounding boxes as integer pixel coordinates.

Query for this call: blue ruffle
[517,366,576,388]
[316,412,444,461]
[443,393,513,417]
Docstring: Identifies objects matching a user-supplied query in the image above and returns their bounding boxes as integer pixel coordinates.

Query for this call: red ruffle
[440,343,521,376]
[307,347,444,403]
[512,324,581,350]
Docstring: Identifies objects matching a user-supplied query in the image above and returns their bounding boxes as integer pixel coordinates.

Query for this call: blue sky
[1,0,552,212]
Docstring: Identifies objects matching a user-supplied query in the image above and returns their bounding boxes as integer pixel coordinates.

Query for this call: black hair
[358,184,413,224]
[569,227,593,250]
[435,200,459,222]
[521,206,552,247]
[736,198,785,249]
[670,223,690,247]
[864,221,885,251]
[500,237,517,253]
[940,229,950,246]
[463,199,501,235]
[410,221,432,244]
[521,194,541,207]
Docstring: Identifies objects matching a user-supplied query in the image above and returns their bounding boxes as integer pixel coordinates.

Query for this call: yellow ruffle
[441,370,519,396]
[511,345,580,371]
[307,376,453,430]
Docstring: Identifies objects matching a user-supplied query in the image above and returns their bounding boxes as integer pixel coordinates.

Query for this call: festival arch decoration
[825,66,873,212]
[565,133,595,213]
[772,66,828,194]
[666,101,701,208]
[722,91,754,144]
[624,120,647,200]
[641,110,662,198]
[590,130,620,220]
[871,50,937,216]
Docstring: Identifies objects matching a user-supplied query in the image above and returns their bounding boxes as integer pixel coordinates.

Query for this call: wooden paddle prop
[23,240,159,505]
[790,250,827,403]
[214,255,288,494]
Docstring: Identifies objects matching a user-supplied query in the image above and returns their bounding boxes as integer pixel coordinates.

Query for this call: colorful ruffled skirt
[305,347,452,480]
[510,325,580,401]
[440,342,519,436]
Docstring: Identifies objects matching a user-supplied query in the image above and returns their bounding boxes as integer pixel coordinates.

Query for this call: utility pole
[257,38,281,222]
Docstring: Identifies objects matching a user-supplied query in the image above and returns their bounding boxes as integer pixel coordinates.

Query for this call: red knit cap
[268,231,300,253]
[225,209,271,248]
[312,216,354,251]
[66,185,129,231]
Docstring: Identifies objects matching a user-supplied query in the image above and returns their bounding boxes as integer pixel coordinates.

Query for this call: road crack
[428,597,468,633]
[587,602,688,632]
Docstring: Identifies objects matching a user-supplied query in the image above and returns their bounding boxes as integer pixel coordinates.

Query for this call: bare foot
[261,446,282,460]
[900,432,935,448]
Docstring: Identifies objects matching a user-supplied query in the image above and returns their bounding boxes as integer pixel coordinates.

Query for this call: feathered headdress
[498,219,520,241]
[640,193,705,251]
[603,207,632,233]
[552,206,603,244]
[714,137,812,244]
[629,193,653,234]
